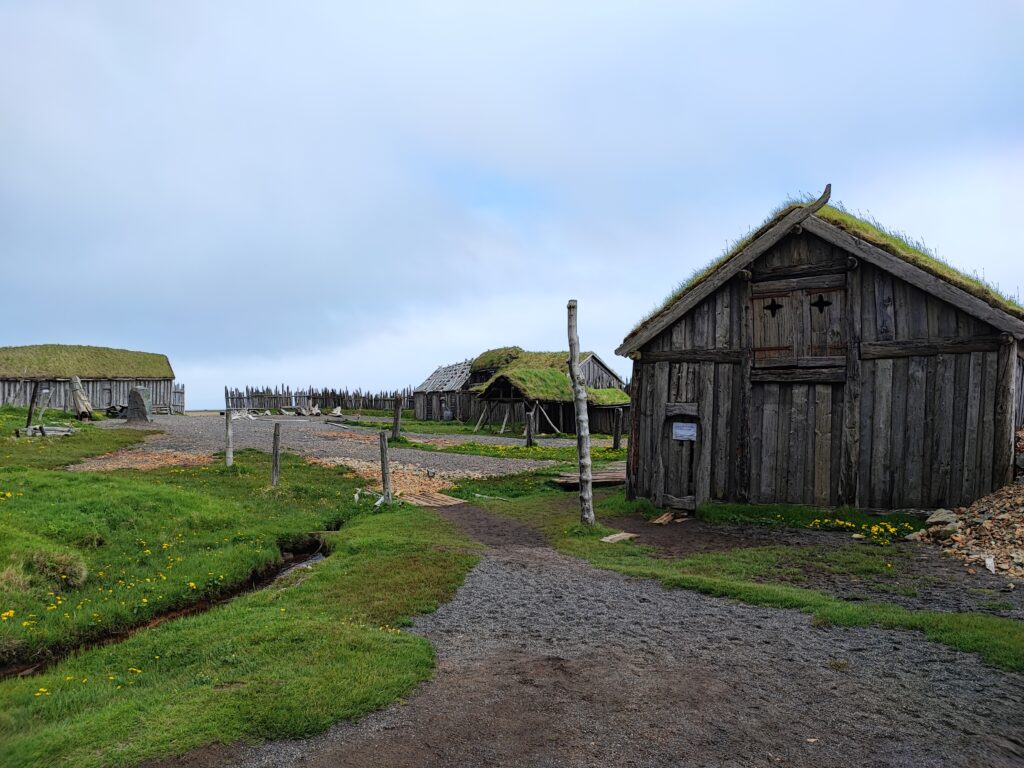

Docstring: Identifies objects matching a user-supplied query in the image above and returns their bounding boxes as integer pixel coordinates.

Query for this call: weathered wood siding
[579,355,625,389]
[0,378,175,411]
[629,229,1019,510]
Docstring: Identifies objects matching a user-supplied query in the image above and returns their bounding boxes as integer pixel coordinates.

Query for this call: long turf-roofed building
[0,344,180,413]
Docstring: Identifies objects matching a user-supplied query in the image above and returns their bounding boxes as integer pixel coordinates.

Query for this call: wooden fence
[225,386,414,411]
[0,378,184,413]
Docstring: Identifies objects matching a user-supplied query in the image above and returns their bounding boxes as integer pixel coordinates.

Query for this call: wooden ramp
[400,491,465,508]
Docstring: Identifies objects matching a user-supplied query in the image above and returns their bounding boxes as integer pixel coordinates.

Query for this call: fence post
[25,381,40,428]
[613,407,623,451]
[379,431,392,504]
[391,395,402,440]
[271,422,281,486]
[224,386,233,467]
[525,403,535,448]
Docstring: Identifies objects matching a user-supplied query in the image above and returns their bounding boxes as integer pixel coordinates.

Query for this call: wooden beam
[755,356,846,369]
[639,349,743,364]
[994,341,1017,486]
[838,260,862,505]
[804,216,1024,339]
[617,185,832,356]
[751,273,846,295]
[750,368,846,384]
[752,258,855,281]
[859,334,1004,360]
[664,402,699,417]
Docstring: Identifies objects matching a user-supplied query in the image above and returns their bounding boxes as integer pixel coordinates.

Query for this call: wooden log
[662,494,696,511]
[736,276,753,501]
[568,299,594,525]
[525,404,535,448]
[838,258,861,505]
[860,334,1003,360]
[391,396,402,440]
[750,368,846,384]
[537,402,560,434]
[994,341,1017,487]
[639,349,743,364]
[751,273,846,295]
[271,422,281,487]
[612,407,622,450]
[870,360,893,506]
[664,402,699,417]
[499,404,510,434]
[379,430,392,504]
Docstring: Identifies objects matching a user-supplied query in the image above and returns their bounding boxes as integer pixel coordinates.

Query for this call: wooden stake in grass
[379,430,392,504]
[391,394,402,440]
[612,407,623,451]
[224,386,233,468]
[25,381,40,428]
[567,299,594,525]
[525,403,535,448]
[271,422,281,487]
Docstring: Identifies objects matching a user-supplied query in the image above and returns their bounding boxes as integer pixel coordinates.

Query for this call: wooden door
[659,412,698,510]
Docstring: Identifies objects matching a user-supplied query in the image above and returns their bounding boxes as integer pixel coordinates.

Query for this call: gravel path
[204,505,1024,768]
[99,415,554,478]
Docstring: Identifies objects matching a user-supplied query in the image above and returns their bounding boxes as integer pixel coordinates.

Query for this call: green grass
[0,501,477,768]
[0,345,174,380]
[697,501,925,543]
[0,406,152,470]
[413,441,626,464]
[339,408,414,419]
[447,477,1024,673]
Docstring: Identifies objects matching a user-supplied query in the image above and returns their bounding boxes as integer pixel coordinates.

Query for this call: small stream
[1,539,329,680]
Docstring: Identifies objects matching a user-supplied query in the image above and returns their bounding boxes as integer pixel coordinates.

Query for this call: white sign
[672,422,697,441]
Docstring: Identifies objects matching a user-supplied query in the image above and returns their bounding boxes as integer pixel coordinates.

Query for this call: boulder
[126,387,153,423]
[925,509,958,526]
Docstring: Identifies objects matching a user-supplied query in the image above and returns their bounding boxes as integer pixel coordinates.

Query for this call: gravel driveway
[190,504,1024,768]
[99,415,554,478]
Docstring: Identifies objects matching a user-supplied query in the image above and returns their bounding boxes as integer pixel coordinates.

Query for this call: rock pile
[911,479,1024,580]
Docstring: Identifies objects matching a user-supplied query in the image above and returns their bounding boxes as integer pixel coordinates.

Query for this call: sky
[2,2,1022,408]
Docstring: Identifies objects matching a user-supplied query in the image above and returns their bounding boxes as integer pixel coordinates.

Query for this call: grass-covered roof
[479,369,630,405]
[624,200,1024,346]
[0,345,175,380]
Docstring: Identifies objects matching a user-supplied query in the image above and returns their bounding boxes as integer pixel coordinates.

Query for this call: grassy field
[0,422,478,767]
[446,474,1024,673]
[0,406,151,470]
[400,438,627,464]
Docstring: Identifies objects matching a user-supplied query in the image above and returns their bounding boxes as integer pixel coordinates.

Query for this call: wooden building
[470,346,630,434]
[0,344,180,413]
[618,188,1024,511]
[413,360,473,421]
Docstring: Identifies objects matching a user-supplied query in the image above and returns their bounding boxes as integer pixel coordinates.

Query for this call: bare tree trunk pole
[224,386,234,467]
[271,422,281,486]
[612,407,623,451]
[525,403,535,447]
[25,381,40,428]
[391,394,402,440]
[567,299,594,525]
[379,430,393,504]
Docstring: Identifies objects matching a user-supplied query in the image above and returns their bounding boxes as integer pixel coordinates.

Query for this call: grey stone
[925,509,958,526]
[126,387,153,423]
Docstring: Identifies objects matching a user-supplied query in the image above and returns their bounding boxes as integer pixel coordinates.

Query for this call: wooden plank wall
[855,262,1007,507]
[0,378,174,411]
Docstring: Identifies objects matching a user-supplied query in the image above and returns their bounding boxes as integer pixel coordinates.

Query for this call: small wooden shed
[618,188,1024,512]
[413,360,472,421]
[0,344,180,412]
[471,346,630,434]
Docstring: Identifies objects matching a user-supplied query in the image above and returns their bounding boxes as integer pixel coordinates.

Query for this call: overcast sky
[2,2,1021,407]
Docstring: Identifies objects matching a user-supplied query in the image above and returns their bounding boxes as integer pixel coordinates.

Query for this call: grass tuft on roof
[625,197,1024,343]
[479,369,630,405]
[0,345,174,380]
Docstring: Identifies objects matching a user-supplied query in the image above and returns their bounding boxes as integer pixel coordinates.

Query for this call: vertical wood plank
[696,362,715,503]
[905,356,927,506]
[814,384,833,506]
[870,359,893,507]
[978,351,998,495]
[775,383,792,501]
[994,342,1017,488]
[759,383,780,501]
[932,354,955,506]
[788,384,809,504]
[857,359,875,506]
[839,260,862,505]
[749,384,764,502]
[713,363,732,499]
[652,361,669,505]
[961,352,983,503]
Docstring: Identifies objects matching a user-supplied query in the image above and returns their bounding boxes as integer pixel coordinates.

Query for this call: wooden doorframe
[659,404,699,512]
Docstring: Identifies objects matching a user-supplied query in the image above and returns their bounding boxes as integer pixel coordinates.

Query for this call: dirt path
[200,505,1024,768]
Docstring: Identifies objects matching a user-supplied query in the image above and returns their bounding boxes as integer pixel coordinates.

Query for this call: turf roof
[479,369,630,405]
[0,345,175,380]
[624,200,1024,346]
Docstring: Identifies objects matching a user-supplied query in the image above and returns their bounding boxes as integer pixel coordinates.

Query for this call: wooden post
[473,402,492,432]
[499,404,510,434]
[612,407,623,450]
[391,395,402,440]
[525,403,535,447]
[568,299,594,525]
[271,422,281,486]
[25,381,40,428]
[224,386,233,468]
[379,431,392,504]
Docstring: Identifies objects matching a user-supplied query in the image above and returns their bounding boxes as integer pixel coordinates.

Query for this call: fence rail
[225,386,413,412]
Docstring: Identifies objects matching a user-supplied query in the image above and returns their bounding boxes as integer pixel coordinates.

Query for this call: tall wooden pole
[568,299,594,525]
[391,394,402,440]
[224,386,234,468]
[612,407,623,451]
[379,431,393,504]
[25,381,40,428]
[271,422,281,486]
[525,403,535,448]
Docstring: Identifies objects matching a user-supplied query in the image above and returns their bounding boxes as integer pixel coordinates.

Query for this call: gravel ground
[98,415,554,478]
[172,505,1024,768]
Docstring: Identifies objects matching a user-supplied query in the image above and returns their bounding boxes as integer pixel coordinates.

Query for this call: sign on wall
[672,422,697,441]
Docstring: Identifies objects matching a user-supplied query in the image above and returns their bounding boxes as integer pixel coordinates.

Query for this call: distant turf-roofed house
[617,187,1024,512]
[413,360,472,420]
[0,344,181,413]
[470,346,630,434]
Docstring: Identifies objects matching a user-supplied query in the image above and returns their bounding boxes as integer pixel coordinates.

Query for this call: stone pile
[910,479,1024,580]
